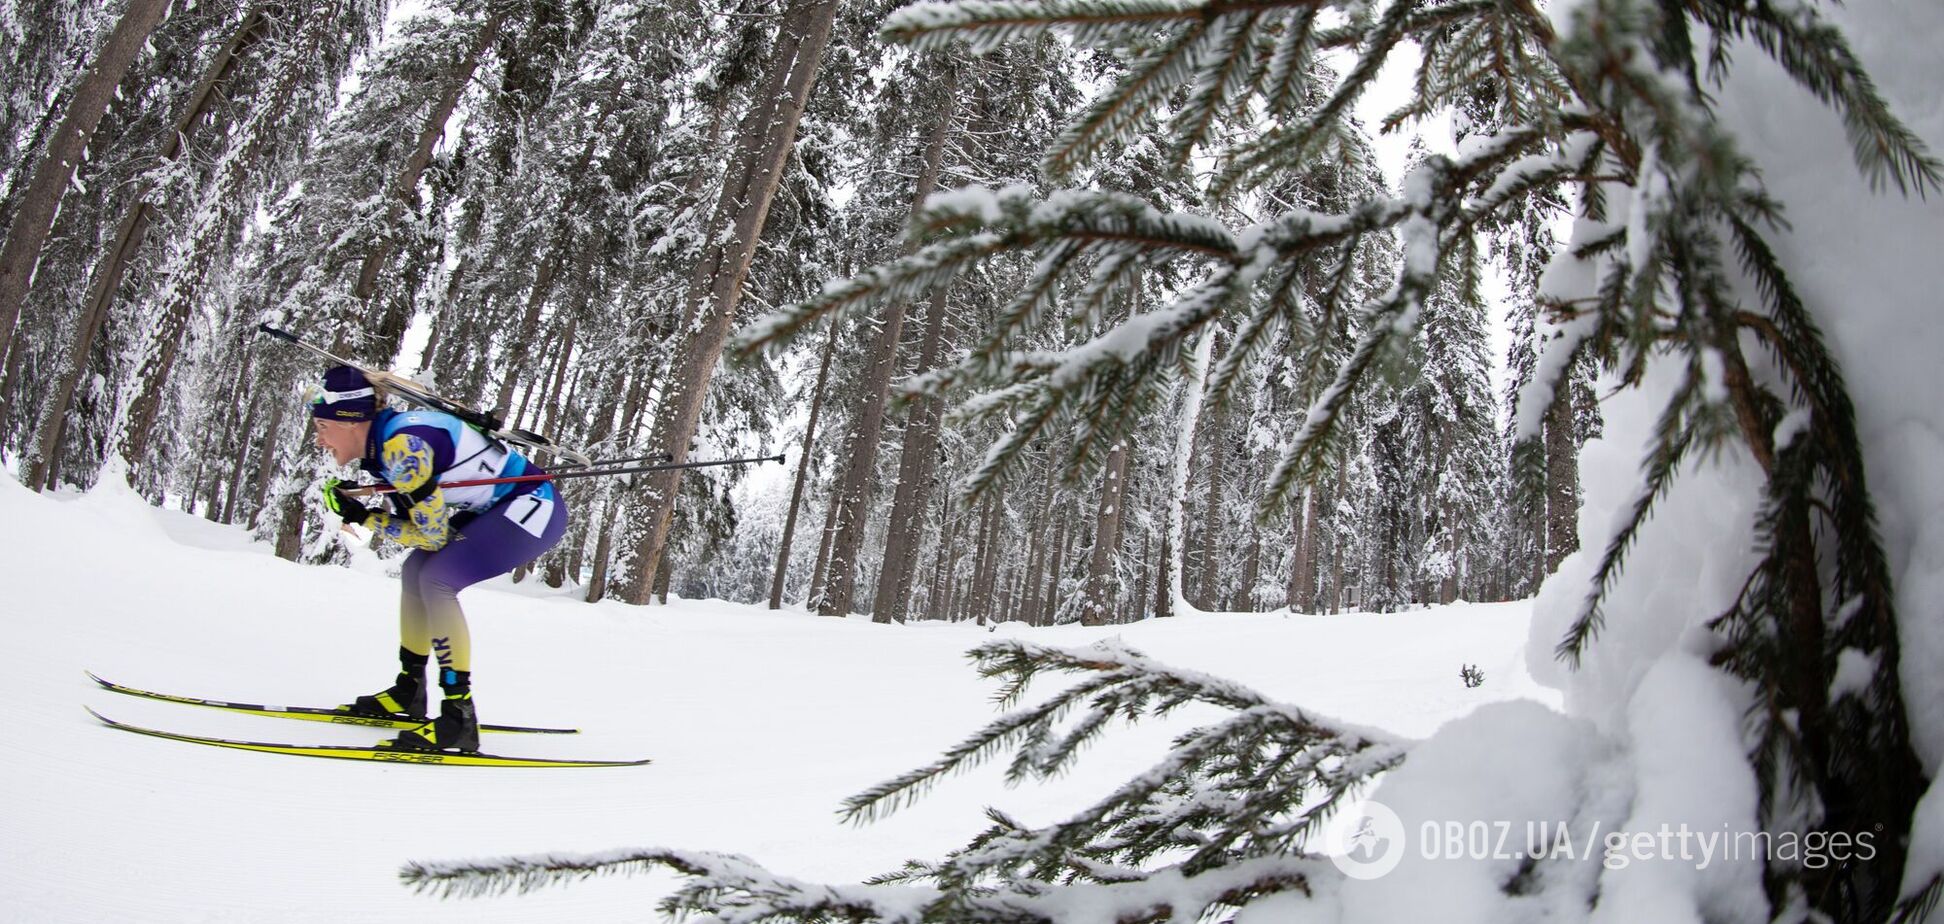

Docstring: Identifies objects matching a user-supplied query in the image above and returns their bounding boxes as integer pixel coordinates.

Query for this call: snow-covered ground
[1,475,1553,922]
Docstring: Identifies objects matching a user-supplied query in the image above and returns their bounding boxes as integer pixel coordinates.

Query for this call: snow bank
[1,474,1553,922]
[1509,0,1944,913]
[1342,700,1616,924]
[1711,0,1944,777]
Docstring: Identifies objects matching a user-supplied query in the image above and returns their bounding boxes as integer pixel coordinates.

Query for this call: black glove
[322,478,373,525]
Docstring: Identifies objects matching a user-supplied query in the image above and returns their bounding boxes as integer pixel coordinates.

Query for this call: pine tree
[405,0,1942,920]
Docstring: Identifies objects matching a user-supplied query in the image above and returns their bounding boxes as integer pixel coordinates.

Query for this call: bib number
[504,493,555,539]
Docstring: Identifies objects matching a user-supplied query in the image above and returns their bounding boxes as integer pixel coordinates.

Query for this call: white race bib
[503,492,555,539]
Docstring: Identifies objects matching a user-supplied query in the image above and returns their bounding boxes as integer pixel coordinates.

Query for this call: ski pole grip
[258,323,300,343]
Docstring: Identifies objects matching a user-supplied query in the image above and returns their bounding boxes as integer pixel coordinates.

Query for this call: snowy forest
[6,0,1944,921]
[0,0,1592,622]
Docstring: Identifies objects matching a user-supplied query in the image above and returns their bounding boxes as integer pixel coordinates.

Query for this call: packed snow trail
[1,475,1552,921]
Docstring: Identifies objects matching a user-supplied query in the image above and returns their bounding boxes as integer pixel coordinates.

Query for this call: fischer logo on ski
[87,708,650,769]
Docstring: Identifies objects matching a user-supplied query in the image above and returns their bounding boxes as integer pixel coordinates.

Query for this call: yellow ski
[87,671,577,734]
[87,708,649,768]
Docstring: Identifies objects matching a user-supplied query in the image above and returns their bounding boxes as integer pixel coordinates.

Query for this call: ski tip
[85,670,114,689]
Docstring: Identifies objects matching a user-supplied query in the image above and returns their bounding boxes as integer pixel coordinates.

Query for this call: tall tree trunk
[807,483,840,606]
[1328,458,1348,612]
[868,285,950,623]
[770,320,839,609]
[817,79,956,619]
[1542,386,1579,576]
[1196,396,1228,609]
[1234,526,1262,612]
[1287,488,1313,611]
[1080,441,1129,626]
[1018,476,1056,626]
[585,488,621,603]
[248,396,288,518]
[1020,511,1048,626]
[0,0,174,371]
[1152,530,1174,619]
[536,313,578,436]
[1041,510,1068,626]
[352,10,503,308]
[965,496,1000,623]
[30,4,276,489]
[929,493,961,620]
[623,0,838,604]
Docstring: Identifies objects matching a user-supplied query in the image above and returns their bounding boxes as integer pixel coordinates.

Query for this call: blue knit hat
[309,365,379,421]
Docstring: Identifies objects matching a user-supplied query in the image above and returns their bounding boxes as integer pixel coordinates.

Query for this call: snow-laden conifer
[408,0,1942,919]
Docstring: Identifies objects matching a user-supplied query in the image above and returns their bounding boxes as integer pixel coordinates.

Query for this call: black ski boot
[343,648,429,719]
[388,693,479,753]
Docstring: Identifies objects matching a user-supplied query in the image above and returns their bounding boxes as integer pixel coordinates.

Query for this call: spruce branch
[1167,11,1261,166]
[1043,18,1210,177]
[1262,6,1319,117]
[1209,0,1417,199]
[1205,264,1302,406]
[1555,367,1698,666]
[1893,875,1944,924]
[1699,0,1943,198]
[405,847,939,922]
[841,639,1402,828]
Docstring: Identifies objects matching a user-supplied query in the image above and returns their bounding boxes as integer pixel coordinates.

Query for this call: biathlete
[305,365,567,752]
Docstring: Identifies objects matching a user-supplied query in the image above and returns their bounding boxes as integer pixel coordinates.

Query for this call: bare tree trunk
[770,320,839,609]
[1041,510,1068,626]
[1543,386,1579,576]
[1234,526,1262,612]
[0,329,25,444]
[1290,488,1321,610]
[585,367,652,604]
[585,490,621,603]
[623,0,838,604]
[249,397,288,517]
[1020,514,1047,625]
[0,0,174,370]
[222,390,261,523]
[817,82,955,619]
[1328,459,1347,612]
[870,286,952,622]
[535,314,577,436]
[352,10,503,306]
[1080,441,1129,626]
[807,484,840,606]
[1018,477,1054,626]
[1152,530,1174,619]
[965,496,1000,623]
[930,495,962,620]
[1196,396,1227,609]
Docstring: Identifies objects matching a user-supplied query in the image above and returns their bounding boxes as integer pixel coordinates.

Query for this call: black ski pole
[555,452,674,470]
[344,453,786,496]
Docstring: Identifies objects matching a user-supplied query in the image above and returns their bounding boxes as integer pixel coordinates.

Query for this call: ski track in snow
[1,476,1556,921]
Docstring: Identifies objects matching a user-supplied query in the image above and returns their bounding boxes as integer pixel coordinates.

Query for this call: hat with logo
[309,365,379,421]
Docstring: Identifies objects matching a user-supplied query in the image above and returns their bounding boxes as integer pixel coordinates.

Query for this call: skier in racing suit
[307,364,567,752]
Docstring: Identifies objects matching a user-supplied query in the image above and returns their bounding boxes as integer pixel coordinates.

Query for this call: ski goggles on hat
[305,383,379,420]
[306,385,376,406]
